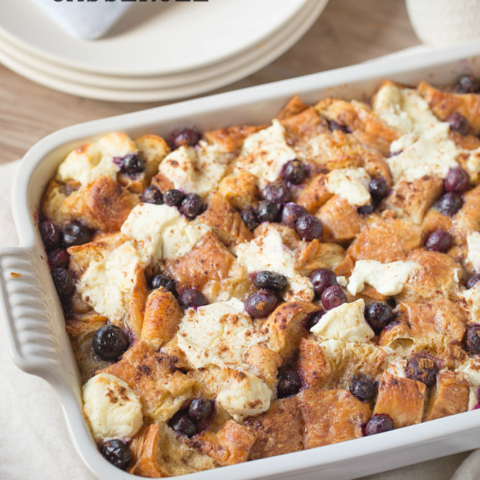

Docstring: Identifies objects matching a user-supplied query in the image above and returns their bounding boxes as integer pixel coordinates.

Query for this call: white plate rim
[0,0,313,76]
[0,0,327,102]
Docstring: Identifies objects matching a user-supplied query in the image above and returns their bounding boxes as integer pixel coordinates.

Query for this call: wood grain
[0,0,419,164]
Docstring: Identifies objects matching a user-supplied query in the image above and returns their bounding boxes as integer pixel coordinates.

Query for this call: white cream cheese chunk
[373,83,465,183]
[310,299,374,343]
[158,141,229,197]
[347,260,421,296]
[83,373,143,442]
[467,232,480,272]
[177,299,265,371]
[57,133,136,187]
[457,359,480,410]
[388,123,459,183]
[236,225,314,302]
[235,120,296,187]
[121,203,210,263]
[216,371,271,421]
[373,83,441,135]
[325,168,372,206]
[76,240,144,324]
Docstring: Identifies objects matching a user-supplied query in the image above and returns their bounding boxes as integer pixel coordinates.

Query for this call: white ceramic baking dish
[3,40,480,480]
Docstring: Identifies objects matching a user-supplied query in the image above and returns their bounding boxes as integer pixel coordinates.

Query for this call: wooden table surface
[0,0,420,164]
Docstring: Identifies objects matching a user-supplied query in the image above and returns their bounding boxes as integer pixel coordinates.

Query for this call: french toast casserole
[39,75,480,476]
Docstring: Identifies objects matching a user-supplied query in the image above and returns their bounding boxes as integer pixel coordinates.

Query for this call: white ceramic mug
[407,0,480,47]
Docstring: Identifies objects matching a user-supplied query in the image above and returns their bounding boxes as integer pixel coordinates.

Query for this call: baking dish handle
[0,246,60,375]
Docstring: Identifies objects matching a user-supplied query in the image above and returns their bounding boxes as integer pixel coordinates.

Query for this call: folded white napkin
[0,159,477,480]
[29,0,133,40]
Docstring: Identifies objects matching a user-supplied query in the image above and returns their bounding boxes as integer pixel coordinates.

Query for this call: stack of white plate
[0,0,329,102]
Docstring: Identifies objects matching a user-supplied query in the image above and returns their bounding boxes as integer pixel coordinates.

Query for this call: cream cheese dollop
[83,373,143,442]
[235,120,297,187]
[347,260,421,296]
[325,168,372,206]
[216,371,271,421]
[310,299,374,343]
[157,142,230,198]
[121,203,210,263]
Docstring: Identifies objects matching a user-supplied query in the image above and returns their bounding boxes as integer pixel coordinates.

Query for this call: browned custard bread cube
[39,73,480,476]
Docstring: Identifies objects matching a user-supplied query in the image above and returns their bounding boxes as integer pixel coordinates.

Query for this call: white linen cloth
[0,160,476,480]
[29,0,133,40]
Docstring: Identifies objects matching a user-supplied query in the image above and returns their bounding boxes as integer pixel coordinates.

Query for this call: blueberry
[169,412,197,438]
[51,268,75,300]
[121,154,144,175]
[40,220,61,251]
[357,202,375,216]
[62,223,93,247]
[467,274,480,289]
[328,120,351,133]
[140,185,163,205]
[256,201,280,223]
[171,129,201,149]
[321,286,347,310]
[365,302,393,331]
[150,274,176,294]
[436,192,463,216]
[277,369,301,398]
[448,112,470,136]
[405,356,438,387]
[164,189,186,207]
[48,248,69,269]
[369,177,388,200]
[180,193,204,219]
[295,215,323,241]
[262,181,291,205]
[465,325,480,354]
[179,289,208,308]
[244,289,278,318]
[365,414,394,436]
[456,74,480,94]
[101,439,132,471]
[350,376,377,401]
[281,203,307,229]
[282,159,306,185]
[253,271,287,291]
[188,398,213,422]
[308,310,326,329]
[425,229,453,253]
[92,325,129,361]
[310,268,337,297]
[241,206,261,230]
[444,167,469,194]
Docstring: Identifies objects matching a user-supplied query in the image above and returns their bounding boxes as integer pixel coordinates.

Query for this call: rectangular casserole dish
[3,40,480,480]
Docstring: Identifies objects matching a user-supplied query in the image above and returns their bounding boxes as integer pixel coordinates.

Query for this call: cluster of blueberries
[239,158,324,241]
[40,220,93,302]
[141,185,204,221]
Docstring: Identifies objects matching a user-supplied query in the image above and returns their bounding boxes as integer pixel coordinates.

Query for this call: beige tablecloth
[0,160,477,480]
